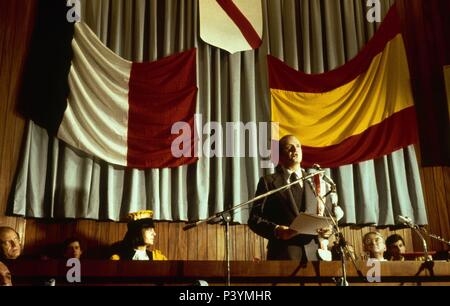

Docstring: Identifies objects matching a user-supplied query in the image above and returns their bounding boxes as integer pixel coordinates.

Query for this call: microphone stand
[182,171,325,286]
[399,218,431,262]
[313,183,362,286]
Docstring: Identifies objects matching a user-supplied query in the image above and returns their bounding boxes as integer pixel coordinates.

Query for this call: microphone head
[312,164,322,170]
[397,215,414,227]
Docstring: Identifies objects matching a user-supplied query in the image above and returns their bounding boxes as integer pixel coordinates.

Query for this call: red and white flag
[23,20,198,169]
[199,0,263,53]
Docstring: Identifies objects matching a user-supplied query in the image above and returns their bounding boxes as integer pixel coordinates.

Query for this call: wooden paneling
[0,0,36,242]
[21,218,425,261]
[417,166,450,252]
[8,260,450,286]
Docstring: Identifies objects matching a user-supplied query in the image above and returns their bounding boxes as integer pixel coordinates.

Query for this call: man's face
[65,241,83,259]
[280,136,302,167]
[364,233,386,258]
[0,262,12,286]
[0,229,22,260]
[388,240,406,259]
[142,228,156,246]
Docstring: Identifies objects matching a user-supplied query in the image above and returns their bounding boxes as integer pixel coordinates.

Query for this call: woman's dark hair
[121,219,154,249]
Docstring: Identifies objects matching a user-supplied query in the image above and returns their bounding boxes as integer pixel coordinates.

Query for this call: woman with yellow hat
[111,210,167,261]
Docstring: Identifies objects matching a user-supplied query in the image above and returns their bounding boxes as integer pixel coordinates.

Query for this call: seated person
[62,237,84,260]
[0,261,12,286]
[363,231,387,261]
[0,226,22,260]
[385,234,406,261]
[111,210,167,261]
[434,249,450,261]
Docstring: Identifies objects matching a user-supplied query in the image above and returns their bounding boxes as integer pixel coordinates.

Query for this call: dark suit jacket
[248,166,331,261]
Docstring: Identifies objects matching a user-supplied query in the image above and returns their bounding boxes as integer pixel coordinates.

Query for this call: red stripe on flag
[216,0,262,49]
[268,5,401,92]
[127,49,198,169]
[283,107,418,168]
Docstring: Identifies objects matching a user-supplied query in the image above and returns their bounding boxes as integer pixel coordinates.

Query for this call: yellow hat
[127,210,153,221]
[126,210,155,229]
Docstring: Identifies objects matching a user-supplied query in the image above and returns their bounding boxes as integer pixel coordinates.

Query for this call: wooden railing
[6,260,450,286]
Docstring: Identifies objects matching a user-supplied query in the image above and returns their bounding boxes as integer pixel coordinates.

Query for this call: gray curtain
[10,0,427,226]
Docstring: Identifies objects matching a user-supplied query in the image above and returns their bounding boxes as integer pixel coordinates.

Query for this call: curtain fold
[11,0,427,226]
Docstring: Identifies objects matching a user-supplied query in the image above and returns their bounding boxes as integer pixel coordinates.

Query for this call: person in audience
[111,210,167,261]
[385,234,406,261]
[434,248,450,261]
[363,231,387,261]
[62,237,84,260]
[0,261,12,286]
[0,226,22,260]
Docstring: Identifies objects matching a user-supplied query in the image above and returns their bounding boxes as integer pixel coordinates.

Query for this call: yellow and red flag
[268,7,418,168]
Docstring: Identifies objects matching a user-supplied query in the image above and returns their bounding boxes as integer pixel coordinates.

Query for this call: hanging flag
[199,0,263,53]
[268,6,418,168]
[19,1,198,169]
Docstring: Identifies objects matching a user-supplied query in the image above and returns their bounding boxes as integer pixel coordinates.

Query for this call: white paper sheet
[290,213,333,235]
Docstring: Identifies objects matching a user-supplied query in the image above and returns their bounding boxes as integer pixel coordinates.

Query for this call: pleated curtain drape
[10,0,427,226]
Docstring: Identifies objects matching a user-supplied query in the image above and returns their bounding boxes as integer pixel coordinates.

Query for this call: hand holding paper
[289,213,334,236]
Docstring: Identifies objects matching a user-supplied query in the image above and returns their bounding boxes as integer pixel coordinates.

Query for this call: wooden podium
[7,260,450,286]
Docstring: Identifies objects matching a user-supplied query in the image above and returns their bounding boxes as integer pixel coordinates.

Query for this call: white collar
[280,166,303,182]
[132,249,150,261]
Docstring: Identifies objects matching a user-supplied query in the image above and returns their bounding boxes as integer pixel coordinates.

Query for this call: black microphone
[183,222,200,231]
[312,164,336,188]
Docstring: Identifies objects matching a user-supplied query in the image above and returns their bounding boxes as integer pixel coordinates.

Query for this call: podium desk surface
[6,260,450,286]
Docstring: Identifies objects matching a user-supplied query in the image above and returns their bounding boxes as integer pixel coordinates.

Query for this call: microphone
[183,221,200,231]
[312,164,336,188]
[398,215,415,228]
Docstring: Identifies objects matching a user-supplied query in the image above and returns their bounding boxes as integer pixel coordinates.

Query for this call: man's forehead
[366,233,383,240]
[0,229,18,239]
[281,136,301,146]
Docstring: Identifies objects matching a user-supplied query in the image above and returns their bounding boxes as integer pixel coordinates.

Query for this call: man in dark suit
[248,135,342,261]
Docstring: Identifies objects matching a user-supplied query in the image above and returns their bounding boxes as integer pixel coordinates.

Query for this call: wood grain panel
[21,218,442,261]
[0,0,36,246]
[8,260,450,286]
[206,223,217,260]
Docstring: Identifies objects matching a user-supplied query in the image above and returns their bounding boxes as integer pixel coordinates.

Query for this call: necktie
[290,172,303,210]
